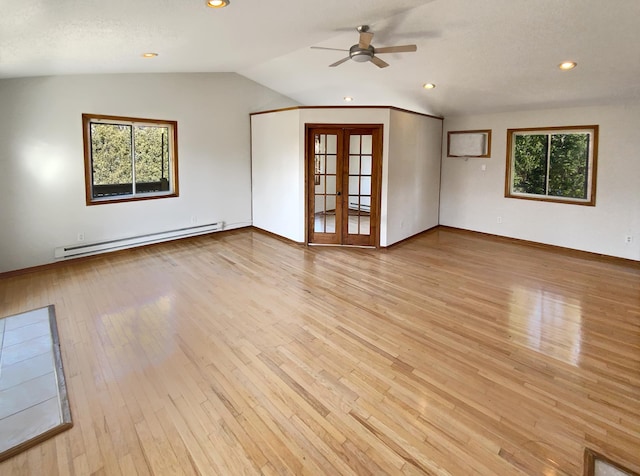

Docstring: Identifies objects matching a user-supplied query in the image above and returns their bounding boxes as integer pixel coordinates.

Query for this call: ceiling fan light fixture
[423,83,436,89]
[206,0,229,8]
[142,52,158,58]
[559,61,577,70]
[349,45,374,63]
[313,25,417,69]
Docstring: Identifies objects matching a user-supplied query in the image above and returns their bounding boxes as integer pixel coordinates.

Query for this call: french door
[306,124,382,247]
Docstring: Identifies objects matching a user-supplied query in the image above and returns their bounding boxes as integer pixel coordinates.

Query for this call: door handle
[336,191,342,196]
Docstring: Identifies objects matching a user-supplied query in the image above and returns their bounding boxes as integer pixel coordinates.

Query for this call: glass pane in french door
[313,133,338,234]
[347,134,372,237]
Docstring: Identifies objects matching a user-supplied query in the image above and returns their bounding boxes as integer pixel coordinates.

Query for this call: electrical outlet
[625,235,633,244]
[77,232,85,242]
[497,216,503,224]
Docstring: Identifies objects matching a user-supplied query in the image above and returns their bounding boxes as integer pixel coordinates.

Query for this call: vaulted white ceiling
[2,0,639,116]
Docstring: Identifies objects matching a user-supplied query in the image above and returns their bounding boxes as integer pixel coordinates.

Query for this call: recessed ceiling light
[559,61,577,70]
[344,96,354,102]
[206,0,229,7]
[142,52,158,58]
[423,83,436,89]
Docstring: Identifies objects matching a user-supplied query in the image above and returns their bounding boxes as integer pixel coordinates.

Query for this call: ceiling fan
[311,25,417,69]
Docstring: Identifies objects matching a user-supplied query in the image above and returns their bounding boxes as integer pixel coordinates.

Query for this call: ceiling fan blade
[311,46,349,52]
[359,31,374,49]
[374,45,418,54]
[329,57,351,67]
[371,56,389,68]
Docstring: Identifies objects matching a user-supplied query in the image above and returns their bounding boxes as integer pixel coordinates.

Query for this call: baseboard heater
[54,222,223,260]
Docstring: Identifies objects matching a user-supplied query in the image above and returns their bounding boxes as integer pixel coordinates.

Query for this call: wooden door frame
[305,123,383,248]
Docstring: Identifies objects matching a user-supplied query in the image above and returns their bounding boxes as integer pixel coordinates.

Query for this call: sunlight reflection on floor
[508,286,582,366]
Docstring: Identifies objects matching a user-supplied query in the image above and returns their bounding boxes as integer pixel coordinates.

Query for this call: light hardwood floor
[0,227,638,475]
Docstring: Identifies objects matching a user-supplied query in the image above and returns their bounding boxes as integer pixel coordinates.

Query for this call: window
[82,114,179,205]
[505,125,598,206]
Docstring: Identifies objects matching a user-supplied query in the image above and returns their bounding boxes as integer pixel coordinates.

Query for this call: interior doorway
[306,124,382,247]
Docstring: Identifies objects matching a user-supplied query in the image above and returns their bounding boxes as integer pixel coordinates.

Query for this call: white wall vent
[447,130,492,158]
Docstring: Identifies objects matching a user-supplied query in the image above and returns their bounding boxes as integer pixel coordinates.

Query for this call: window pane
[360,215,371,235]
[326,155,337,174]
[326,175,336,195]
[513,134,548,195]
[90,123,133,198]
[361,155,372,175]
[348,176,359,195]
[349,135,361,154]
[549,133,589,199]
[134,126,170,194]
[361,135,372,154]
[314,197,325,232]
[315,155,325,174]
[326,135,337,154]
[326,195,336,212]
[348,216,359,234]
[315,175,325,194]
[325,212,336,233]
[361,196,371,212]
[315,135,325,154]
[360,176,371,195]
[314,196,326,216]
[349,156,360,175]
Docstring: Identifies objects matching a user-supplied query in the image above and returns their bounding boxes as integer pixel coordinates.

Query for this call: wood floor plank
[0,227,639,475]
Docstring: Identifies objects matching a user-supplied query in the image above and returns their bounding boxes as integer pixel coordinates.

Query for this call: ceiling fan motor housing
[350,45,374,62]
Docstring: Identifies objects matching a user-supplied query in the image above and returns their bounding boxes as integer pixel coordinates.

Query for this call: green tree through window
[506,126,598,206]
[90,123,133,191]
[83,114,179,205]
[134,126,170,185]
[549,133,589,199]
[513,134,548,195]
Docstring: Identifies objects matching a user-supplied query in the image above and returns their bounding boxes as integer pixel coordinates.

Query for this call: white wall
[0,73,297,273]
[386,109,443,245]
[440,104,640,261]
[251,109,303,241]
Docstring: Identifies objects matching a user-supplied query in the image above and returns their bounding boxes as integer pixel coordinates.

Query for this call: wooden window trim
[82,113,179,206]
[505,125,598,206]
